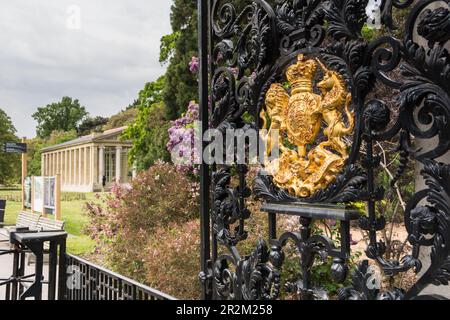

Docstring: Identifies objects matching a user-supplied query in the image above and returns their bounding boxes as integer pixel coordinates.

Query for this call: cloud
[0,0,172,137]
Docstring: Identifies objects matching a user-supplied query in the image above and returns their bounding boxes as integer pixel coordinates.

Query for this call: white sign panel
[33,177,44,213]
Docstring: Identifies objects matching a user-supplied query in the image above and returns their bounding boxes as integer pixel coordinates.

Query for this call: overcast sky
[0,0,172,138]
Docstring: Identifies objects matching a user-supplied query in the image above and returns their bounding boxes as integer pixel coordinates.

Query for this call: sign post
[21,138,27,210]
[2,141,27,154]
[1,138,28,210]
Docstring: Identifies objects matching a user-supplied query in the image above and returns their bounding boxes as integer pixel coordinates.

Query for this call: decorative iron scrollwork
[205,0,450,300]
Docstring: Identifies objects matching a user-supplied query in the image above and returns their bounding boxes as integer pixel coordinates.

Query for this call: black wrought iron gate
[198,0,450,300]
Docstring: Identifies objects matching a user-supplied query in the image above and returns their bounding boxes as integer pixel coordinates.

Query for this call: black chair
[0,200,6,225]
[0,200,11,248]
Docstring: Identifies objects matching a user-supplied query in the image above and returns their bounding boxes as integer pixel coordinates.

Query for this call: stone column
[47,153,51,176]
[71,150,75,184]
[65,150,69,185]
[91,145,97,187]
[59,152,62,175]
[62,151,66,184]
[78,148,82,186]
[69,149,73,185]
[56,152,60,175]
[115,146,122,183]
[48,154,51,176]
[52,153,56,176]
[76,148,80,186]
[84,147,88,186]
[53,153,56,176]
[99,146,105,185]
[73,149,77,185]
[41,153,45,176]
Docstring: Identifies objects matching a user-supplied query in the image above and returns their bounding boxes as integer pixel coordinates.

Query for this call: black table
[8,230,67,300]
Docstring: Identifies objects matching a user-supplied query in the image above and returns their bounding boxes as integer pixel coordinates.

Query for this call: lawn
[0,189,96,256]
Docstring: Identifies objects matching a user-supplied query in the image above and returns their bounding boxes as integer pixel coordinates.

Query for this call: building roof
[41,126,130,153]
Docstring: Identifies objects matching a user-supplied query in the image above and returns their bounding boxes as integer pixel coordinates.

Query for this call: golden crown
[286,54,317,94]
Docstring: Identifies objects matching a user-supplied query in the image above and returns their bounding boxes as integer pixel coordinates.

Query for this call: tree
[0,108,20,185]
[162,0,199,120]
[159,32,180,65]
[139,76,166,107]
[32,97,88,138]
[123,103,170,171]
[103,108,138,131]
[27,130,78,176]
[161,1,247,120]
[122,76,170,170]
[77,116,109,136]
[126,99,140,110]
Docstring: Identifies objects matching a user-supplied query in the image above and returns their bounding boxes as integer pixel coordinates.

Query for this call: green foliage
[159,32,180,65]
[32,97,88,139]
[162,0,199,119]
[361,23,377,40]
[242,111,255,124]
[123,103,170,170]
[103,108,138,131]
[138,76,166,107]
[0,108,20,185]
[126,99,140,110]
[122,76,170,171]
[361,8,410,41]
[61,192,87,202]
[77,116,109,136]
[84,162,200,298]
[27,130,78,176]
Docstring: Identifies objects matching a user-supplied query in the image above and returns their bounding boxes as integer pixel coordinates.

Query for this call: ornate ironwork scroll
[201,0,450,300]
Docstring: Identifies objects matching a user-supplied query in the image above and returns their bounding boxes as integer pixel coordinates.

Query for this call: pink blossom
[189,56,199,73]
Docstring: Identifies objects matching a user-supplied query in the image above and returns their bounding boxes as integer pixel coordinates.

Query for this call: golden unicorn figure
[260,54,354,198]
[316,59,355,158]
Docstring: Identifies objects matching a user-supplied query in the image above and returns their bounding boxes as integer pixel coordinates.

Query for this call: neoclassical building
[41,127,133,192]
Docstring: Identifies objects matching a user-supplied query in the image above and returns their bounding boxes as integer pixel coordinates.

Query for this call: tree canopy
[122,76,170,170]
[27,130,78,176]
[103,108,138,131]
[162,0,199,120]
[77,116,109,136]
[32,96,88,138]
[0,108,20,184]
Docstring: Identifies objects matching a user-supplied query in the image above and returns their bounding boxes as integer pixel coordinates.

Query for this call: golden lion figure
[260,54,354,198]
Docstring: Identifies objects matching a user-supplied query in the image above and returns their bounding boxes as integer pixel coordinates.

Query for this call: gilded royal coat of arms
[260,54,355,198]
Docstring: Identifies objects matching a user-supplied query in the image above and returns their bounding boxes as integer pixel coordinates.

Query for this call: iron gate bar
[261,202,360,221]
[198,0,213,300]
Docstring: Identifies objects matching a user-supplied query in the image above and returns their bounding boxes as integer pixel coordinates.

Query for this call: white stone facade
[41,127,133,192]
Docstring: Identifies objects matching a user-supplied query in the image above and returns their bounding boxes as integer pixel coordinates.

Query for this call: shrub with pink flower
[189,56,199,74]
[166,101,200,175]
[83,161,200,285]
